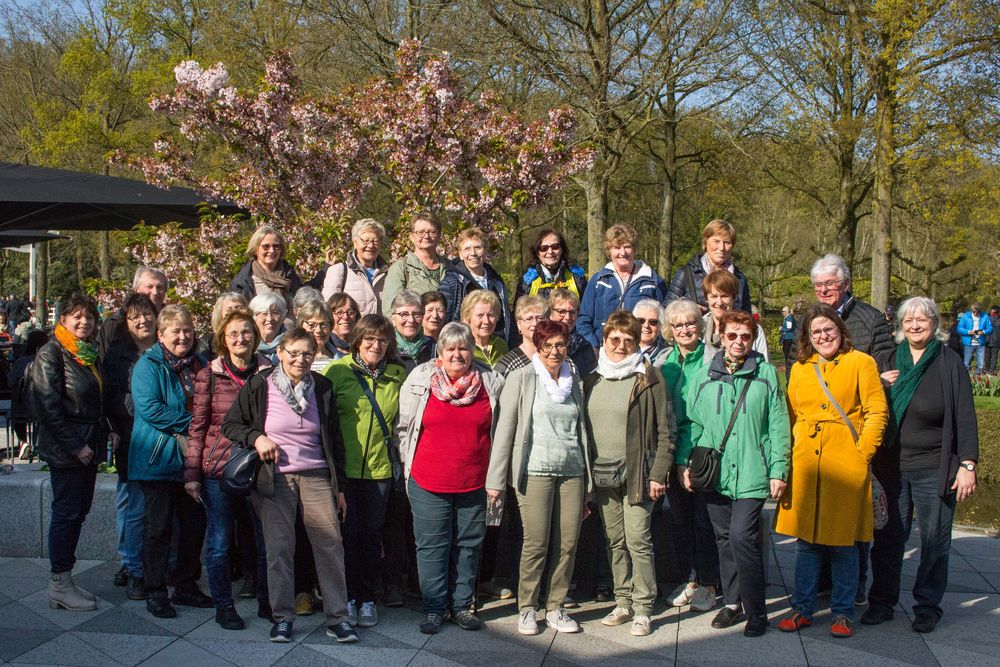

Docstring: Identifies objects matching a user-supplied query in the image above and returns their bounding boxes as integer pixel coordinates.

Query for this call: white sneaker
[690,586,716,612]
[670,583,698,607]
[631,615,652,636]
[545,608,581,633]
[346,599,358,627]
[601,606,634,626]
[358,601,378,628]
[518,608,540,635]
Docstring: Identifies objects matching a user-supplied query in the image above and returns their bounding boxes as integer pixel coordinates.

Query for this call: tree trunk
[836,149,857,272]
[869,75,895,310]
[658,91,678,279]
[582,165,609,274]
[75,234,85,287]
[99,230,110,280]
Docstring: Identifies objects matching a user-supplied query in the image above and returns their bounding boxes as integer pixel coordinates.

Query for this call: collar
[602,260,653,281]
[707,349,762,380]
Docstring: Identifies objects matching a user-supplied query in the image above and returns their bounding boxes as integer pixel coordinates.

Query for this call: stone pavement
[0,527,998,666]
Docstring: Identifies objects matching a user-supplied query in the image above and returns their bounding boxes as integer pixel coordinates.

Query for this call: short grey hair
[132,266,167,290]
[437,321,474,353]
[249,292,287,318]
[210,292,248,333]
[292,287,324,312]
[810,254,850,284]
[390,289,423,313]
[352,218,386,241]
[894,296,948,344]
[295,299,332,327]
[632,299,664,321]
[663,299,705,341]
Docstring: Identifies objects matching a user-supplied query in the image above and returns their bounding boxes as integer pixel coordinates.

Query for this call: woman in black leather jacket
[31,294,117,612]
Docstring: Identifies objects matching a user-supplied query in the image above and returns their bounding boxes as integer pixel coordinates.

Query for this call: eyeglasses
[552,307,578,317]
[362,336,388,346]
[637,318,659,327]
[671,321,699,331]
[226,330,254,340]
[281,349,315,360]
[302,320,331,331]
[259,243,281,251]
[813,280,843,291]
[724,332,752,343]
[333,309,357,319]
[809,326,839,339]
[356,237,380,247]
[411,229,438,237]
[540,341,568,352]
[393,311,423,320]
[518,314,544,323]
[127,312,154,322]
[538,243,562,253]
[607,335,636,348]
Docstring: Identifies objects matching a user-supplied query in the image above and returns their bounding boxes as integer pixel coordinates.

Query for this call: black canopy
[0,230,66,248]
[0,162,243,231]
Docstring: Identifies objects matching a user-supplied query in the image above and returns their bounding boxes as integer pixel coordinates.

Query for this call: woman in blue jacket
[439,227,512,343]
[129,304,211,619]
[576,224,667,350]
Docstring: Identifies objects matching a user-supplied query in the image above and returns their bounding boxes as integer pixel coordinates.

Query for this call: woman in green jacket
[680,309,790,638]
[323,314,406,629]
[660,299,720,614]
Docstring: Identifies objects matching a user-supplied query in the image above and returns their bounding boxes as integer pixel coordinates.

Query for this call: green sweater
[660,342,712,455]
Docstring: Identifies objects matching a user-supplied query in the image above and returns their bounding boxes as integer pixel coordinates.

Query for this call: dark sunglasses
[724,332,752,343]
[538,243,562,253]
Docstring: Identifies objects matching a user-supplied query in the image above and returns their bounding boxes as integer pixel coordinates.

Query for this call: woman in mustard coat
[774,304,888,639]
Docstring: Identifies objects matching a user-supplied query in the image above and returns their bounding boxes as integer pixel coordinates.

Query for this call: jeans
[664,479,720,587]
[341,477,392,603]
[869,467,955,621]
[115,480,145,577]
[706,493,767,618]
[141,481,206,594]
[49,465,98,573]
[792,540,859,620]
[963,345,986,373]
[408,477,486,615]
[202,479,268,609]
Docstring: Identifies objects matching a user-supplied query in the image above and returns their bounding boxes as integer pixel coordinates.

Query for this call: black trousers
[382,484,419,592]
[706,492,767,618]
[141,481,206,594]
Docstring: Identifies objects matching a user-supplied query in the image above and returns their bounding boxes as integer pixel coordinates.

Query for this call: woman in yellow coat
[774,303,888,639]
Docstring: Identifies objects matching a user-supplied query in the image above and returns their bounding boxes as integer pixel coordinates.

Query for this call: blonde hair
[663,299,704,341]
[603,224,637,255]
[515,295,549,319]
[156,304,194,333]
[245,225,285,261]
[210,292,249,333]
[295,299,332,327]
[456,227,487,250]
[460,289,501,323]
[701,219,736,248]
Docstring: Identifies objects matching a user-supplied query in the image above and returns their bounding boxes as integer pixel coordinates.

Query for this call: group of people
[28,213,979,646]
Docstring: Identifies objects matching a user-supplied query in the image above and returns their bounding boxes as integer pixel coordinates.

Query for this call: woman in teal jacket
[323,314,406,628]
[129,305,210,619]
[680,310,790,638]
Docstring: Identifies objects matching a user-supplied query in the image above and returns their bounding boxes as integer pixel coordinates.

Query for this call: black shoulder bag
[353,370,403,491]
[687,378,752,491]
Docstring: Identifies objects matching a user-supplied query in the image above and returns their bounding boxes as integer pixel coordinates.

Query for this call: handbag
[688,378,752,491]
[220,445,272,498]
[353,370,402,491]
[591,457,626,489]
[811,364,888,530]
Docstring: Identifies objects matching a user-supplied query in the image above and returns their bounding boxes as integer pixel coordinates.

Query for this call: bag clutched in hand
[687,380,752,491]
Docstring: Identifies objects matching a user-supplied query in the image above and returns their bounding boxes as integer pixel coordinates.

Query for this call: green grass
[975,396,1000,410]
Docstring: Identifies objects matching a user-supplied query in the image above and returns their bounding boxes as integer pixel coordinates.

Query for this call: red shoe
[831,615,854,638]
[777,611,812,632]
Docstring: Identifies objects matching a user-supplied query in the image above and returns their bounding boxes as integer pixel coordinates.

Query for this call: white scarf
[596,347,646,380]
[530,354,573,403]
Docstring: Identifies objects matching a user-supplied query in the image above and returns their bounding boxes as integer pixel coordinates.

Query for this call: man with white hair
[809,254,893,362]
[96,267,168,355]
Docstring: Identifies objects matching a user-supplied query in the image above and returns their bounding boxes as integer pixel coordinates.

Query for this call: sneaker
[602,607,634,626]
[478,580,513,600]
[670,583,697,607]
[295,592,314,616]
[146,593,177,619]
[258,600,273,621]
[215,604,246,631]
[126,576,147,601]
[450,609,482,631]
[711,606,746,629]
[594,585,613,602]
[778,611,812,632]
[690,586,717,612]
[170,588,213,608]
[546,608,581,633]
[113,565,128,587]
[744,614,769,637]
[420,612,444,634]
[327,621,359,643]
[270,620,293,642]
[518,608,540,635]
[383,586,404,608]
[239,577,256,599]
[347,599,359,626]
[631,615,652,636]
[358,601,378,628]
[831,615,854,638]
[911,612,937,634]
[563,595,579,609]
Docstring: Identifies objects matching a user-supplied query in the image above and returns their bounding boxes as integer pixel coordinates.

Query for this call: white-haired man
[96,267,168,355]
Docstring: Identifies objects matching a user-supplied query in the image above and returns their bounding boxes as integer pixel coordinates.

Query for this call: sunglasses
[538,243,562,253]
[637,318,659,327]
[724,332,752,343]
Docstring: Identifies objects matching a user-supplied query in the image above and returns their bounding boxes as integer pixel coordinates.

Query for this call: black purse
[220,446,273,498]
[688,379,752,491]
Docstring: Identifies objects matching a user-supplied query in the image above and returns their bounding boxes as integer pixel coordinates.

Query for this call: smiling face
[902,309,934,348]
[255,233,283,271]
[466,302,497,345]
[158,318,195,357]
[538,233,564,271]
[516,307,544,343]
[353,229,382,267]
[670,314,701,351]
[301,316,331,349]
[704,234,734,267]
[539,334,568,375]
[422,300,446,339]
[808,316,842,360]
[550,299,579,328]
[358,332,388,367]
[721,322,753,361]
[392,304,423,340]
[812,271,848,308]
[126,306,156,344]
[135,273,167,310]
[278,338,315,384]
[254,307,282,343]
[459,238,485,273]
[609,243,635,274]
[603,329,636,363]
[410,219,440,254]
[224,319,256,360]
[60,306,95,341]
[634,306,660,347]
[706,288,734,321]
[438,341,473,380]
[331,304,357,338]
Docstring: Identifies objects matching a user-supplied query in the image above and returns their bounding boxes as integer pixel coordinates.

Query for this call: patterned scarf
[352,353,386,380]
[161,345,199,398]
[271,362,315,415]
[722,354,745,375]
[430,359,483,406]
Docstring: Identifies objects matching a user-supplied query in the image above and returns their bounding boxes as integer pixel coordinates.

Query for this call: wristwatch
[960,462,977,472]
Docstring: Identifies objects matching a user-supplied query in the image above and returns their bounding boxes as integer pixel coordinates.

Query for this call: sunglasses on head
[725,332,752,343]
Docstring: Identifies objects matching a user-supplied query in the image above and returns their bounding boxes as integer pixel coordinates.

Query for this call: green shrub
[976,399,999,485]
[971,373,1000,397]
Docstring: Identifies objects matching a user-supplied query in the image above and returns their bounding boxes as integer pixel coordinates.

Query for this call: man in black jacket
[95,267,168,355]
[986,305,1000,373]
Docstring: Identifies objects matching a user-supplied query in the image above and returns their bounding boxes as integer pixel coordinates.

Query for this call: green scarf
[395,331,427,359]
[890,339,941,426]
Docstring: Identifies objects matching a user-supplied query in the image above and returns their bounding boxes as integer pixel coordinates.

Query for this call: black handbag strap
[352,370,390,440]
[718,378,753,455]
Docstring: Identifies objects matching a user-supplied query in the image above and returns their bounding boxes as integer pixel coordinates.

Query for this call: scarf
[54,323,99,366]
[353,353,386,380]
[531,354,573,403]
[396,331,428,360]
[223,355,257,385]
[161,345,199,398]
[596,347,646,380]
[271,362,315,415]
[891,339,941,426]
[330,332,351,356]
[257,334,282,360]
[723,354,745,375]
[251,259,291,291]
[430,360,483,406]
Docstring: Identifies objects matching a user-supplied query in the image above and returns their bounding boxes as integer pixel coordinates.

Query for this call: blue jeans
[869,468,954,621]
[115,481,145,577]
[49,465,98,573]
[963,345,985,373]
[792,540,859,620]
[664,479,720,587]
[342,478,392,603]
[202,478,268,608]
[408,477,486,615]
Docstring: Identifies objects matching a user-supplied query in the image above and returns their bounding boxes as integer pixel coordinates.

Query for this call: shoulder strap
[352,369,390,440]
[718,377,753,454]
[812,363,859,443]
[685,264,698,301]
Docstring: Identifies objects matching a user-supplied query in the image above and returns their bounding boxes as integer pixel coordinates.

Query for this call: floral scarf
[722,354,745,375]
[271,362,315,415]
[352,353,386,380]
[430,359,483,406]
[531,353,573,403]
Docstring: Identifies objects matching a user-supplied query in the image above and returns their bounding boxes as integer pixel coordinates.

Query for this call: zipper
[206,435,227,477]
[359,376,376,478]
[148,433,166,466]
